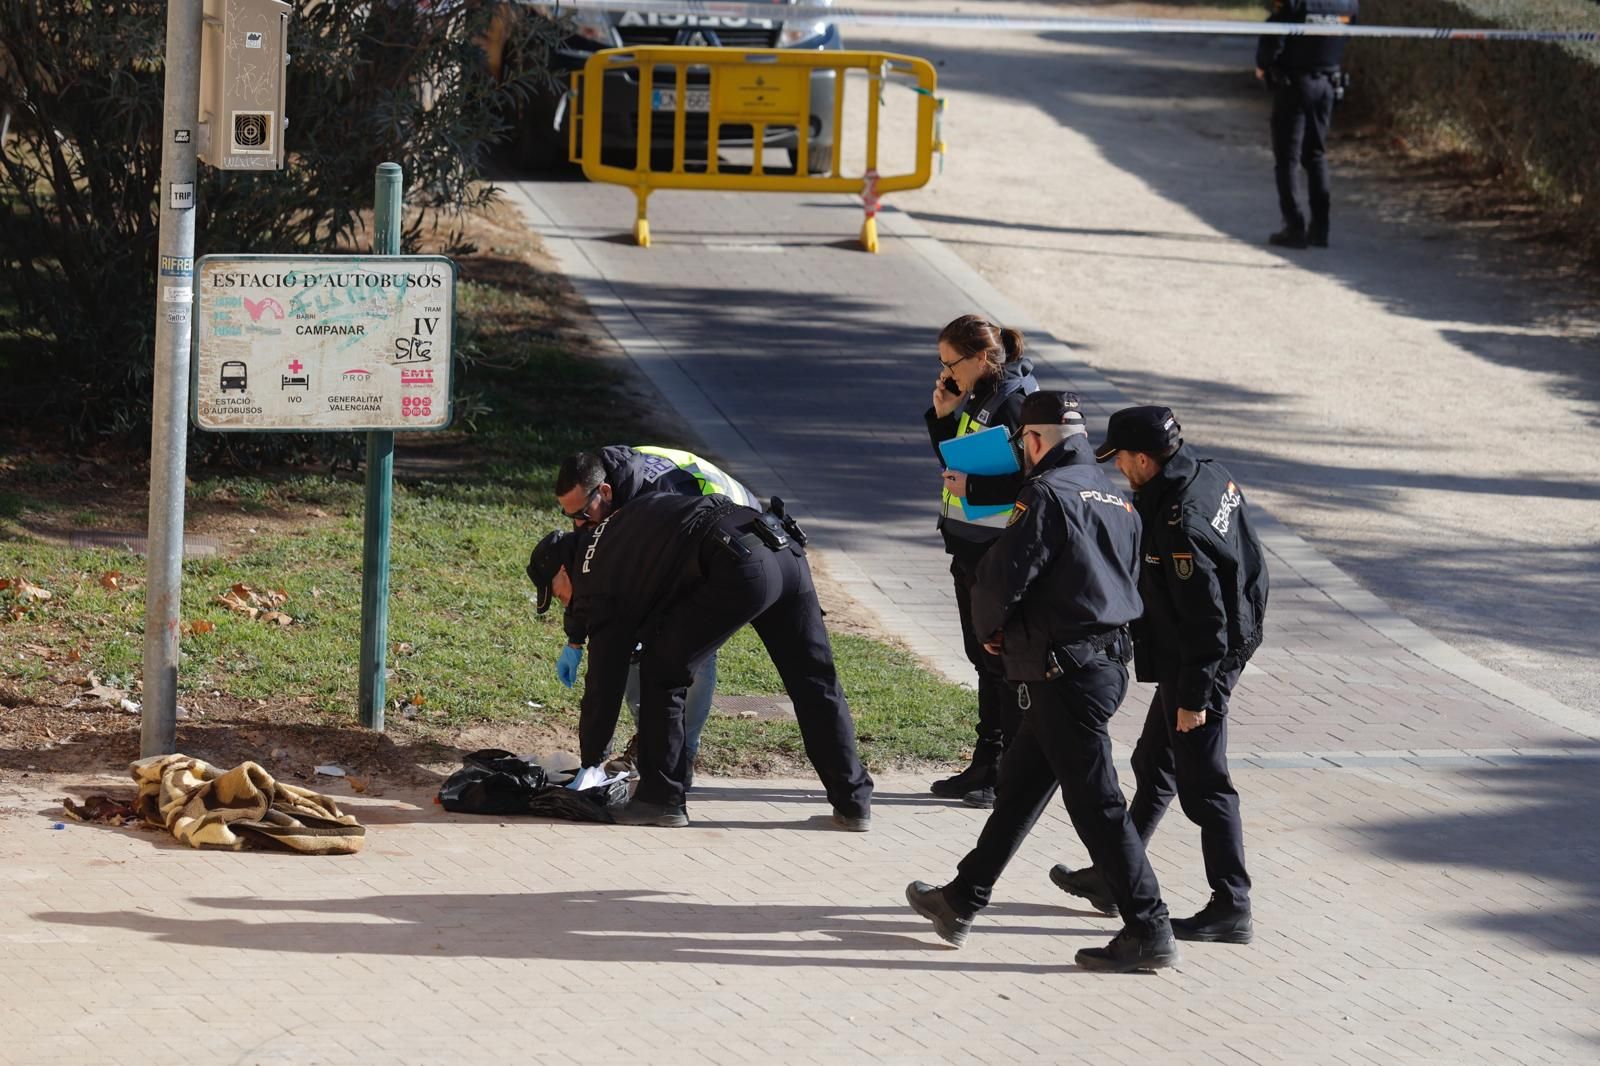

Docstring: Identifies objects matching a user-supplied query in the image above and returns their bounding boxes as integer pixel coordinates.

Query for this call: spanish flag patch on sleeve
[1007,500,1028,526]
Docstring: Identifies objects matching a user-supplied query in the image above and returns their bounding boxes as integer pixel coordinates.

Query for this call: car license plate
[651,88,711,112]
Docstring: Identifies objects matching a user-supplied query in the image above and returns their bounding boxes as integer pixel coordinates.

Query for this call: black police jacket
[925,357,1038,561]
[562,445,705,646]
[565,492,751,765]
[971,436,1143,681]
[1256,0,1358,74]
[1131,446,1269,710]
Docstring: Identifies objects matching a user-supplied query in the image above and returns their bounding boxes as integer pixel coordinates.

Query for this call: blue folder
[938,425,1020,522]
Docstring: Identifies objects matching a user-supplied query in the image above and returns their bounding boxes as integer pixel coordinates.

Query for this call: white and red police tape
[529,0,1600,43]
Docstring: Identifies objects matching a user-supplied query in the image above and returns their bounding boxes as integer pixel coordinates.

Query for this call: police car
[511,1,841,173]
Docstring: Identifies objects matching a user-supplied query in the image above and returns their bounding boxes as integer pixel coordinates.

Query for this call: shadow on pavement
[33,888,1108,973]
[1364,749,1600,958]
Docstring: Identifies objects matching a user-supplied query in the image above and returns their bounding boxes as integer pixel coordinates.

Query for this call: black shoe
[611,799,689,828]
[1268,226,1309,249]
[832,809,871,832]
[1048,864,1119,917]
[1171,895,1254,944]
[961,786,995,809]
[930,748,1000,798]
[905,881,972,948]
[1308,228,1329,248]
[1075,924,1181,973]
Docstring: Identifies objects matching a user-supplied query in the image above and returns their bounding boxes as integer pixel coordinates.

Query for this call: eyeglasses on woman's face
[939,351,976,372]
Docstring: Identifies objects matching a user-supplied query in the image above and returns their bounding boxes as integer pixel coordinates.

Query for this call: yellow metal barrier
[570,47,944,252]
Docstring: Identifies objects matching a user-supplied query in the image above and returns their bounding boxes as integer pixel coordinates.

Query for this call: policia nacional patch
[1007,500,1028,526]
[1172,552,1194,580]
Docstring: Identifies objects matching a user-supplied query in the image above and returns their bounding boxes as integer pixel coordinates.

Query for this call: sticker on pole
[192,254,456,432]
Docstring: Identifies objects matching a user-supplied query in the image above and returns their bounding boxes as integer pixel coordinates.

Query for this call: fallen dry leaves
[215,583,294,626]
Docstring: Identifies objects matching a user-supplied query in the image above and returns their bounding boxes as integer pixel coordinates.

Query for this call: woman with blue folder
[925,314,1039,807]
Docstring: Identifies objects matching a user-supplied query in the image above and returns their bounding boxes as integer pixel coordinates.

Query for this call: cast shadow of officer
[34,889,1109,974]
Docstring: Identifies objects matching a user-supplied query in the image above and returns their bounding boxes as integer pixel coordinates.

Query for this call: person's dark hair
[938,314,1025,376]
[554,451,606,497]
[1155,441,1182,464]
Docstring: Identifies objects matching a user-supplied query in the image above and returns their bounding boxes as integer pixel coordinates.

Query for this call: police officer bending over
[552,445,758,773]
[526,492,874,829]
[1256,0,1359,249]
[905,392,1179,974]
[1052,407,1268,946]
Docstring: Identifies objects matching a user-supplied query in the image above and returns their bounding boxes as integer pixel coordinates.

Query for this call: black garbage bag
[437,749,628,823]
[526,775,630,823]
[463,748,550,788]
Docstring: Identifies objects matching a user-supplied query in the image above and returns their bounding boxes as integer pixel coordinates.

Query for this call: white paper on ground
[566,765,627,791]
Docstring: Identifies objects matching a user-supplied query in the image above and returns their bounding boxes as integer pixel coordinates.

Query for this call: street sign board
[192,254,455,432]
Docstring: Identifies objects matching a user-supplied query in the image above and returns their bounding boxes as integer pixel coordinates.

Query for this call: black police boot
[1171,894,1254,944]
[905,881,973,948]
[1048,864,1119,917]
[930,741,1001,798]
[1308,224,1329,248]
[612,799,689,828]
[961,786,996,809]
[1268,224,1309,249]
[832,808,871,832]
[1074,923,1181,973]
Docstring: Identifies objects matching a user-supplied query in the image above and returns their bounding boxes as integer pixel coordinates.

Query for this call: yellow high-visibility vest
[636,445,760,508]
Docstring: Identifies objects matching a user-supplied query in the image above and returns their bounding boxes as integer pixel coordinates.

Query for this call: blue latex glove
[556,644,583,688]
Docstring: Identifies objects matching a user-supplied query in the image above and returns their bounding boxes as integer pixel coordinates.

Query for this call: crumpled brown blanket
[131,754,365,854]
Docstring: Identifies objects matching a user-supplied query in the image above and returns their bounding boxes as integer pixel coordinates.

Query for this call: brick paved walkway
[4,185,1598,1064]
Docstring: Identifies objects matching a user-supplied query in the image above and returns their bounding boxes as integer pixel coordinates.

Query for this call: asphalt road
[844,2,1600,713]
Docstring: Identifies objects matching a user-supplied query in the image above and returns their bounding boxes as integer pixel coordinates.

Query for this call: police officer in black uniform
[1051,407,1268,946]
[925,315,1039,808]
[1256,0,1359,249]
[905,392,1179,974]
[526,492,874,830]
[552,445,751,767]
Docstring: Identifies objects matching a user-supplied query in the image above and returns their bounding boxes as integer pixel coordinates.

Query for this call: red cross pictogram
[288,359,304,374]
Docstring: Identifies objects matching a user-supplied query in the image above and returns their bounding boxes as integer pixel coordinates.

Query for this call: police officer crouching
[526,492,874,829]
[1051,407,1268,946]
[1256,0,1359,249]
[552,445,760,773]
[905,392,1179,973]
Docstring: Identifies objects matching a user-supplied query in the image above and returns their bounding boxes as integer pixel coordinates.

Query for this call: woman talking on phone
[925,314,1039,808]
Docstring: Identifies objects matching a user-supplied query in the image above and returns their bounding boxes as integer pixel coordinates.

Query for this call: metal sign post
[142,0,204,758]
[360,163,403,730]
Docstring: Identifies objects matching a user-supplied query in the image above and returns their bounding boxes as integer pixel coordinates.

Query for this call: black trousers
[947,655,1169,934]
[1128,668,1251,911]
[634,537,874,815]
[951,555,1022,751]
[1270,73,1335,234]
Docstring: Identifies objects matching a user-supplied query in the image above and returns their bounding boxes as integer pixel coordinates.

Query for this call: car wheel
[787,142,834,176]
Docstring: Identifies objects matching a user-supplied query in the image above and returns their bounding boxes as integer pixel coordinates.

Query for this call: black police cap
[1010,390,1084,440]
[1094,406,1182,462]
[526,530,576,614]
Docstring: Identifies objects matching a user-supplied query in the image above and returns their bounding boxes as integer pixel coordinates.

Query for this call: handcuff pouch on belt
[751,510,791,551]
[768,496,808,547]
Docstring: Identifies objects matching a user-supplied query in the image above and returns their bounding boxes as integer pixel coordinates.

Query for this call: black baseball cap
[1011,390,1084,440]
[526,530,577,614]
[1095,406,1182,462]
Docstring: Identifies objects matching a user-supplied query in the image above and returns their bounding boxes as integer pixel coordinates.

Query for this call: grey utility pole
[142,0,204,758]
